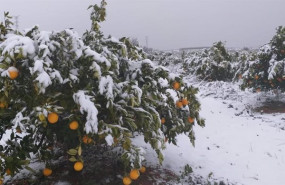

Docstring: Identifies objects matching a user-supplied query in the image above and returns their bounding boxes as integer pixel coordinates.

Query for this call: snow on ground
[134,62,285,185]
[54,181,71,185]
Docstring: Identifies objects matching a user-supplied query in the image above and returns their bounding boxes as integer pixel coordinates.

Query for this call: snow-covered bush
[184,41,235,81]
[240,26,285,92]
[0,1,204,182]
[231,49,258,81]
[151,50,187,67]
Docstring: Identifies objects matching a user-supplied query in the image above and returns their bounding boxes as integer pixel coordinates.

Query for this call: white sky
[1,0,285,50]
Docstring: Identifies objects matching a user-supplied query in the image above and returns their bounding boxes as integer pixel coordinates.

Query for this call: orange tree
[240,26,285,92]
[184,41,234,81]
[0,1,204,181]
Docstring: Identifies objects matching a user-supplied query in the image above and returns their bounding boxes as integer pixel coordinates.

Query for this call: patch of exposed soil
[6,145,179,185]
[254,101,285,114]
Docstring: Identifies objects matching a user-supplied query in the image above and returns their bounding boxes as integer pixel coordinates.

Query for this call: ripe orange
[129,169,140,180]
[69,121,79,130]
[74,161,84,171]
[82,135,92,144]
[8,67,19,80]
[123,176,132,185]
[176,101,183,108]
[16,128,22,134]
[139,166,146,173]
[173,81,180,90]
[43,168,52,176]
[254,75,259,80]
[6,168,11,176]
[161,117,166,124]
[0,179,3,185]
[48,112,59,124]
[0,102,6,109]
[113,137,119,145]
[188,117,194,124]
[181,98,188,106]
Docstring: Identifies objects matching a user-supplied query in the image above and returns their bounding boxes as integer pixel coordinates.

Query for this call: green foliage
[152,51,185,66]
[240,26,285,92]
[232,49,257,81]
[180,164,193,179]
[0,12,14,41]
[0,1,204,180]
[184,41,235,81]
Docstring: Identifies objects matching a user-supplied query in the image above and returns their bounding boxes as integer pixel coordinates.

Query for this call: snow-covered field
[133,64,285,185]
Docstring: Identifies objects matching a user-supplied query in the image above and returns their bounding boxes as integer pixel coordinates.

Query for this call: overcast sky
[1,0,285,50]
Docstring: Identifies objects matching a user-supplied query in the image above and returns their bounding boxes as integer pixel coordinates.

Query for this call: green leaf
[4,90,8,97]
[19,160,30,165]
[158,150,164,164]
[123,138,131,151]
[69,156,77,162]
[67,149,77,156]
[0,63,7,69]
[78,146,82,156]
[39,114,46,122]
[25,166,36,174]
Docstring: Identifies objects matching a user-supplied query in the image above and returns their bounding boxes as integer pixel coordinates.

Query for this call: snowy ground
[133,64,285,185]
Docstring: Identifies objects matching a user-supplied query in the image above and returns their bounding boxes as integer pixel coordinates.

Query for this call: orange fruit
[113,137,119,145]
[254,75,259,80]
[6,168,11,176]
[69,121,79,130]
[173,81,180,90]
[74,161,83,171]
[47,112,58,124]
[176,101,183,108]
[0,102,6,109]
[8,67,19,80]
[181,98,188,106]
[82,135,92,144]
[161,117,166,124]
[123,176,132,185]
[16,128,22,134]
[129,169,140,180]
[43,168,52,176]
[188,117,194,124]
[0,179,3,185]
[139,166,146,173]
